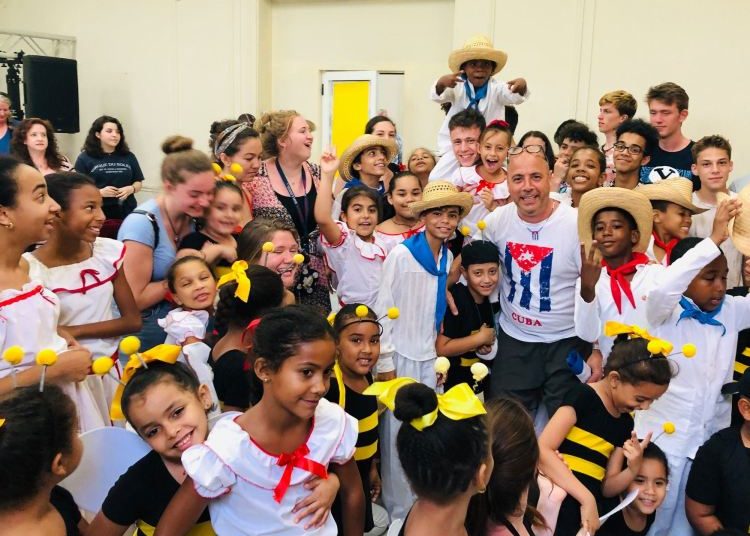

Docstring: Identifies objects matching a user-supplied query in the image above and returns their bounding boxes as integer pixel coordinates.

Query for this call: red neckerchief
[474,179,496,194]
[652,231,678,264]
[602,252,649,314]
[273,443,328,503]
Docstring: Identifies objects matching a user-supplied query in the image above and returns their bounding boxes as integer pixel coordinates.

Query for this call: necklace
[161,200,185,243]
[391,216,416,228]
[524,203,556,240]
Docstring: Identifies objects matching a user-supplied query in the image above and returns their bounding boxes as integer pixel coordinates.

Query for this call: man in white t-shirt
[479,147,593,417]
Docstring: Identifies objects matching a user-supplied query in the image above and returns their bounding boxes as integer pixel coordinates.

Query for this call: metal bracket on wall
[0,29,76,59]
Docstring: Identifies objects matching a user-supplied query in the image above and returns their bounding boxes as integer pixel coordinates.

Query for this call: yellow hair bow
[364,378,486,431]
[110,343,182,420]
[604,321,674,356]
[217,260,251,302]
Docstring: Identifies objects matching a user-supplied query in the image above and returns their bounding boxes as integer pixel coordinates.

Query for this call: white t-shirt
[481,202,581,342]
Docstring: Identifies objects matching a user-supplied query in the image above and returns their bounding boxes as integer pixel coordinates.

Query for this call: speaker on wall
[22,55,79,133]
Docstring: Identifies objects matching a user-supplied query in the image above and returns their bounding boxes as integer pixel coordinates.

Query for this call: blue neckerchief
[402,232,448,331]
[677,296,726,336]
[464,77,489,109]
[345,178,385,196]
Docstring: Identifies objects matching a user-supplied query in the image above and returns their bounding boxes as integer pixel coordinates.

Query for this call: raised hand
[579,241,601,302]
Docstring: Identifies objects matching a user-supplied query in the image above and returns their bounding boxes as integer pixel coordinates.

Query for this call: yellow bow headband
[604,321,696,358]
[217,260,251,302]
[110,337,182,420]
[364,378,486,431]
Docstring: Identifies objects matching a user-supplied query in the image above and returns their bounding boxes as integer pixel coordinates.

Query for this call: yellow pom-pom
[477,220,487,231]
[355,305,369,318]
[91,357,114,376]
[387,307,400,320]
[211,163,222,176]
[223,173,237,182]
[262,241,274,253]
[327,312,336,326]
[434,356,450,375]
[460,225,471,236]
[662,421,676,435]
[229,163,244,175]
[35,349,58,367]
[682,343,697,358]
[119,336,141,356]
[292,253,305,265]
[2,345,24,366]
[471,362,489,382]
[647,340,662,355]
[0,418,5,428]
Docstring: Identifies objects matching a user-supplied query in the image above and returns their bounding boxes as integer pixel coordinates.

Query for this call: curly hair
[208,117,260,163]
[82,115,130,158]
[10,118,65,170]
[256,110,315,159]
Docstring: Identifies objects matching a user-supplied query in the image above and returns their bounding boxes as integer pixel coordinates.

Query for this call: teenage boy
[688,135,743,288]
[375,180,472,522]
[436,240,500,396]
[686,372,750,535]
[641,82,698,189]
[635,199,744,536]
[597,90,637,184]
[430,34,528,180]
[430,108,485,183]
[551,122,598,197]
[612,119,660,190]
[480,148,592,416]
[641,177,707,265]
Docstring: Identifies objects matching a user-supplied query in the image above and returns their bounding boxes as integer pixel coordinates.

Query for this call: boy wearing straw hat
[641,177,707,265]
[374,180,472,522]
[634,198,745,536]
[430,34,529,180]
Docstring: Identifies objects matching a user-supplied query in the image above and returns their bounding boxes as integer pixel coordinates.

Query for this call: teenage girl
[209,117,262,228]
[316,150,387,308]
[375,172,425,253]
[25,172,141,421]
[0,158,93,423]
[328,304,383,532]
[211,263,285,411]
[156,305,365,536]
[0,385,85,536]
[539,336,674,535]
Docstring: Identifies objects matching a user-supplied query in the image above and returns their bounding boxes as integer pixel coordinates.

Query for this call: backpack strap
[131,209,159,250]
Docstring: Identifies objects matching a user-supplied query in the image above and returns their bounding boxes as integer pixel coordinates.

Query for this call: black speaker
[22,55,79,133]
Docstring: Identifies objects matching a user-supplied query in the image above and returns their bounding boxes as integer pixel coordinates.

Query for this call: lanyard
[275,159,309,241]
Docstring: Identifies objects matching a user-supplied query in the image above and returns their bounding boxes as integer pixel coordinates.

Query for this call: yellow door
[331,80,370,155]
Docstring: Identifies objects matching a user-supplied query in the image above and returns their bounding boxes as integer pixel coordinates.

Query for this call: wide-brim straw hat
[578,187,654,253]
[339,135,398,182]
[718,189,750,255]
[409,180,473,217]
[639,177,707,214]
[449,35,508,76]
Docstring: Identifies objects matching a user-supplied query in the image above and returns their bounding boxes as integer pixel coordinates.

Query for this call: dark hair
[0,385,77,511]
[121,361,202,424]
[237,218,300,264]
[504,106,519,134]
[647,82,689,111]
[350,144,390,180]
[641,442,669,480]
[387,171,423,195]
[209,119,260,162]
[616,119,660,158]
[570,146,606,176]
[671,237,725,266]
[10,118,66,170]
[393,382,488,504]
[605,338,675,386]
[333,303,378,338]
[650,200,671,213]
[341,185,382,222]
[553,119,581,146]
[709,529,747,536]
[364,115,395,135]
[592,207,638,233]
[251,305,335,372]
[213,179,243,201]
[518,131,555,171]
[214,264,285,332]
[448,108,486,133]
[558,122,598,147]
[692,134,732,162]
[466,398,546,536]
[45,172,96,211]
[0,155,22,207]
[82,115,130,158]
[479,121,513,146]
[166,255,213,293]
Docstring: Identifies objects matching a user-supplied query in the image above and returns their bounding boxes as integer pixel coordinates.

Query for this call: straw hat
[577,187,654,253]
[718,189,750,255]
[409,180,473,217]
[449,35,508,76]
[639,178,707,214]
[338,135,398,182]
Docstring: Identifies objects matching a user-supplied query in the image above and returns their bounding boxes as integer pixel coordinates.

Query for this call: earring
[3,222,13,230]
[477,487,486,494]
[262,377,269,383]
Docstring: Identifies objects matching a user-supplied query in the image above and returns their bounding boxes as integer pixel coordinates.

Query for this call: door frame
[321,70,378,149]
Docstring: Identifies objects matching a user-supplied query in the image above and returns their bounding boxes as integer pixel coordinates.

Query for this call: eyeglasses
[508,145,547,160]
[613,142,643,155]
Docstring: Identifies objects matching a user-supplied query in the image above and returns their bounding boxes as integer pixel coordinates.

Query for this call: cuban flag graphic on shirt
[505,242,553,311]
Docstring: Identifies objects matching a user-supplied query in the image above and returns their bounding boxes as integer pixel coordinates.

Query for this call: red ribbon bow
[487,119,510,129]
[403,227,422,239]
[273,444,328,503]
[602,252,649,314]
[241,318,262,345]
[474,179,496,195]
[652,231,678,264]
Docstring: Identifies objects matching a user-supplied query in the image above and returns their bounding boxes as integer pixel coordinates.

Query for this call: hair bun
[393,383,438,423]
[257,112,273,132]
[162,135,194,155]
[237,113,256,125]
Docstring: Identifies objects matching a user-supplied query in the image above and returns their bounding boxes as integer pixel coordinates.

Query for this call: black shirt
[598,510,655,536]
[210,349,251,410]
[639,141,698,190]
[74,151,144,219]
[178,232,233,277]
[50,486,82,536]
[686,426,750,532]
[101,450,213,535]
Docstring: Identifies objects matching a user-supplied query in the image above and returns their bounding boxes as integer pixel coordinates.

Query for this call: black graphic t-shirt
[639,141,698,190]
[75,151,144,219]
